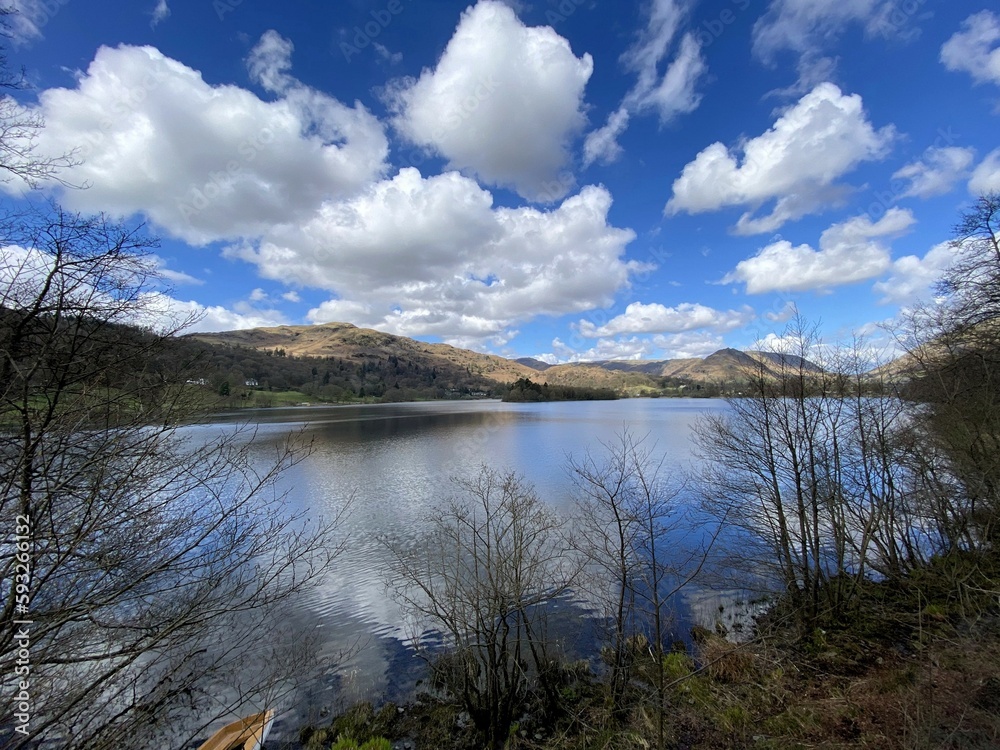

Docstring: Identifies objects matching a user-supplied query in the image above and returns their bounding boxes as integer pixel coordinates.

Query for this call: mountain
[515,357,553,371]
[538,348,824,387]
[188,322,540,384]
[186,323,827,395]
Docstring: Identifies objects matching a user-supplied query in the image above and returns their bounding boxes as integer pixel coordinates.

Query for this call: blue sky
[3,0,999,362]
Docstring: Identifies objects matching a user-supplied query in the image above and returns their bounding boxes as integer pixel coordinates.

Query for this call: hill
[184,322,828,400]
[189,322,540,385]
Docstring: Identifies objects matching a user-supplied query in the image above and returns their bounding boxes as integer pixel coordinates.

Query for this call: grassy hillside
[183,322,833,401]
[188,323,540,385]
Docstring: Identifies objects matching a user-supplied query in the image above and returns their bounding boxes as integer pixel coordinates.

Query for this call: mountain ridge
[187,322,826,391]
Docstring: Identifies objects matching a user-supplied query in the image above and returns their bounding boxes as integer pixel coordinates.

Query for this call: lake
[199,398,733,739]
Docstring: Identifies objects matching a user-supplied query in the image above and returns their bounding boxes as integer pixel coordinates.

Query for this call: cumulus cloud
[666,83,895,233]
[892,146,976,199]
[11,41,388,244]
[582,0,707,167]
[969,148,1000,195]
[387,0,592,201]
[143,293,288,333]
[542,329,725,363]
[941,11,1000,87]
[874,241,954,305]
[577,302,754,338]
[723,207,915,294]
[223,168,638,346]
[543,336,658,363]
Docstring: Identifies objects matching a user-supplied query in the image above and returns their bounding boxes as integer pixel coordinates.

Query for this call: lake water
[199,398,734,738]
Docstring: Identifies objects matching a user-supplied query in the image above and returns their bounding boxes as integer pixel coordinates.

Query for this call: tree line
[500,377,620,402]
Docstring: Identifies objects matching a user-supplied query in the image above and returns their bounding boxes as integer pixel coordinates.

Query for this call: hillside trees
[0,208,345,747]
[694,318,929,628]
[901,193,1000,553]
[695,197,1000,630]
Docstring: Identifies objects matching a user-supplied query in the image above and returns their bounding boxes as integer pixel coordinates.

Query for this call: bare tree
[0,10,78,188]
[569,430,713,747]
[695,315,934,629]
[384,466,574,750]
[899,195,1000,551]
[0,206,346,748]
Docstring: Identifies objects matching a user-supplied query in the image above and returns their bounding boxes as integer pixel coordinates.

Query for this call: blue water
[194,398,732,738]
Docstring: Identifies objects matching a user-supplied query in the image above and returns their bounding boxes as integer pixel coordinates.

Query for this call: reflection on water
[195,399,730,738]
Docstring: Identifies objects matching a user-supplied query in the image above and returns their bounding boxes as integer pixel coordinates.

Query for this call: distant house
[245,378,259,387]
[186,378,207,386]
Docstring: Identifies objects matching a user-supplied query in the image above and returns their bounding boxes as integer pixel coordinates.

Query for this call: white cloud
[653,331,727,359]
[12,42,388,245]
[373,43,403,65]
[892,146,976,199]
[723,207,916,294]
[621,0,707,120]
[750,331,810,355]
[752,1,928,93]
[941,11,1000,87]
[4,0,60,43]
[753,0,920,81]
[223,168,638,347]
[969,148,1000,195]
[281,290,301,303]
[755,0,877,58]
[0,244,273,334]
[545,336,658,363]
[542,329,726,363]
[150,0,170,28]
[874,241,954,305]
[577,302,754,338]
[246,29,295,94]
[387,0,593,201]
[151,255,203,286]
[143,293,288,333]
[764,300,798,323]
[582,107,630,168]
[582,0,707,166]
[666,83,895,233]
